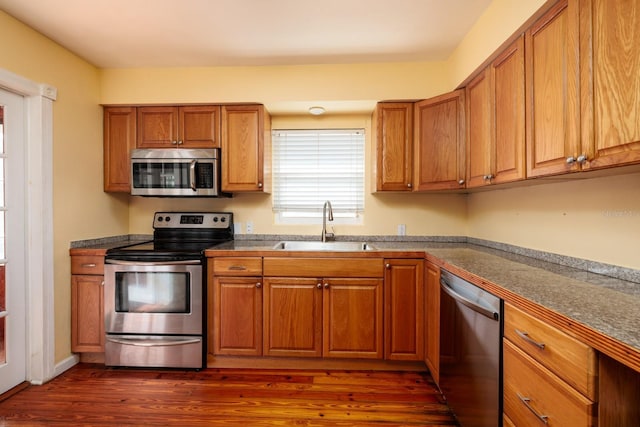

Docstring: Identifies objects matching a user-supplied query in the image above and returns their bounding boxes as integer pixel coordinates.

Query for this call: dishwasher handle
[440,278,500,321]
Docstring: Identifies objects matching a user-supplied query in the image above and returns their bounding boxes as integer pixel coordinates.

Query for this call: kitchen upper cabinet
[103,107,136,192]
[137,105,221,149]
[70,254,105,353]
[372,102,414,191]
[384,259,424,361]
[424,261,440,385]
[221,104,271,192]
[526,0,581,178]
[467,36,526,188]
[580,0,640,170]
[414,90,466,190]
[466,68,492,188]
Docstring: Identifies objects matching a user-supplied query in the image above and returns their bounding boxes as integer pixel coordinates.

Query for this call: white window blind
[272,129,364,220]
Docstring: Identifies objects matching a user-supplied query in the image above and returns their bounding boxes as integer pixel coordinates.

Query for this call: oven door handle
[105,259,202,266]
[106,336,202,347]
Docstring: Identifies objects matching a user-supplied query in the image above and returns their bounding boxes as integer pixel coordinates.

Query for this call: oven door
[104,260,203,336]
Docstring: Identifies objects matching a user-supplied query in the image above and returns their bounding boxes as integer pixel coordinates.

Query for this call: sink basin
[272,241,376,251]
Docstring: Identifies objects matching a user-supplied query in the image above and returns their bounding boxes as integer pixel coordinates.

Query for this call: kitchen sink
[272,241,376,251]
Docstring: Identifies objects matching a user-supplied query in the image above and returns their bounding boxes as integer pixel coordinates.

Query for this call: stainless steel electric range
[104,212,233,369]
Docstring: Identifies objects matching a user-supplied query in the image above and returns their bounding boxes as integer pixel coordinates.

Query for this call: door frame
[0,68,56,385]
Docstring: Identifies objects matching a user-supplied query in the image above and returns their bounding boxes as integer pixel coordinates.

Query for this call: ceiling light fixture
[308,106,325,116]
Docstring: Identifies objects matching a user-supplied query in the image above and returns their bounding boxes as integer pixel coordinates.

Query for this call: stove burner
[106,212,234,262]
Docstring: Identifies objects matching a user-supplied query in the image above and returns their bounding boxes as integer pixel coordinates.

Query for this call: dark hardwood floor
[0,364,457,426]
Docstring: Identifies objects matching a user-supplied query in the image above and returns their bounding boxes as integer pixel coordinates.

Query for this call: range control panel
[153,212,233,229]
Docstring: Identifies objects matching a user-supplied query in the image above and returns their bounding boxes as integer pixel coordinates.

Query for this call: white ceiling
[0,0,493,68]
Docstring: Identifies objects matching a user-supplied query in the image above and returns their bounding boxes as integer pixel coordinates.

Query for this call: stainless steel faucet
[321,200,334,242]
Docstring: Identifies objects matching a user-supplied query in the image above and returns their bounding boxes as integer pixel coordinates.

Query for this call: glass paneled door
[0,89,27,394]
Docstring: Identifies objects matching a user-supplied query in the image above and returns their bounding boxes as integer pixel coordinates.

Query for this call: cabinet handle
[515,329,546,350]
[0,310,8,319]
[81,263,97,268]
[483,174,494,180]
[101,281,105,287]
[517,394,549,425]
[458,179,465,185]
[566,156,576,164]
[228,265,247,271]
[256,282,262,288]
[577,154,588,163]
[317,283,322,289]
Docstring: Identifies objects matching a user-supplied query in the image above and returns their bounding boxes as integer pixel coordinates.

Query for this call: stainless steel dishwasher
[439,269,503,427]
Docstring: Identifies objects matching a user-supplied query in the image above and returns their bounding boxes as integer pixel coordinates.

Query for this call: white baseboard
[31,354,79,385]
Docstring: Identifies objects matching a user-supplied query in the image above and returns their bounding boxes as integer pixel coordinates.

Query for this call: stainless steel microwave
[130,148,227,197]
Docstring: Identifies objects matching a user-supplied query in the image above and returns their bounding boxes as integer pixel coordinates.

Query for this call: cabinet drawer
[504,340,596,427]
[504,303,597,399]
[263,257,384,278]
[71,255,105,275]
[211,257,262,276]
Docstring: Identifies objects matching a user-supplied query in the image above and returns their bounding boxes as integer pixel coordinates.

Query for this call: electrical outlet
[397,224,406,236]
[234,222,243,234]
[246,221,254,234]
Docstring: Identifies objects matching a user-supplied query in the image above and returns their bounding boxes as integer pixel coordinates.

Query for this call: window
[272,129,365,224]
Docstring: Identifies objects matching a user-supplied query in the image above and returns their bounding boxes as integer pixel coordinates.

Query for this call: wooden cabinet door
[414,90,466,190]
[221,105,270,192]
[384,259,424,361]
[424,262,440,385]
[581,0,640,170]
[323,278,383,359]
[103,106,135,192]
[210,277,262,357]
[137,106,179,148]
[263,277,322,357]
[466,68,492,188]
[179,105,221,148]
[492,35,526,184]
[71,274,104,352]
[372,102,414,191]
[526,0,581,178]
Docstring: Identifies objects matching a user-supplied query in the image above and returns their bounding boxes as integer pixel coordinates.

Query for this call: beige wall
[0,11,129,363]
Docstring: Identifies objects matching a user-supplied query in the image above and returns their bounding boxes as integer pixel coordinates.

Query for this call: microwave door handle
[190,160,197,191]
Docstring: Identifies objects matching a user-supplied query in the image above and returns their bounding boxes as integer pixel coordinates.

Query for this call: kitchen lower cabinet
[384,259,424,361]
[263,277,323,357]
[262,277,383,359]
[208,257,263,357]
[70,254,105,352]
[424,261,440,384]
[503,303,598,426]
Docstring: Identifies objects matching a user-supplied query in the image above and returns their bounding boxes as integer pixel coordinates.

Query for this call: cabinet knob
[324,282,329,289]
[458,179,465,185]
[484,174,494,180]
[317,283,322,289]
[256,282,262,288]
[407,183,412,188]
[385,263,390,269]
[257,182,263,188]
[566,156,576,164]
[577,154,588,163]
[171,140,178,145]
[177,140,183,145]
